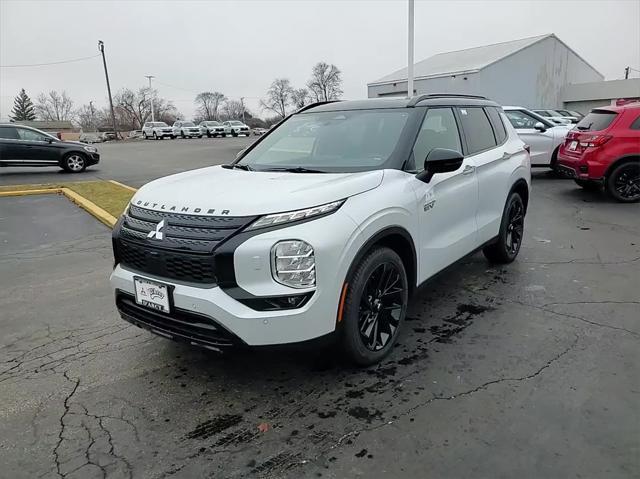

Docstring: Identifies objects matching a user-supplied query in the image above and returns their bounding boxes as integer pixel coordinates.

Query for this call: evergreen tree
[10,89,37,121]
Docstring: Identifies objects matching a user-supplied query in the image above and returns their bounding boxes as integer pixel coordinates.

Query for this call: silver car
[199,121,225,138]
[172,121,202,139]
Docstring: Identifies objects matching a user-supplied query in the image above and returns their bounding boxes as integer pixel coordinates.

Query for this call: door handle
[461,165,475,175]
[501,152,513,160]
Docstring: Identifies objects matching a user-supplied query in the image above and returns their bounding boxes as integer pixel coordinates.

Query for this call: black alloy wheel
[505,199,524,256]
[607,162,640,203]
[483,192,525,264]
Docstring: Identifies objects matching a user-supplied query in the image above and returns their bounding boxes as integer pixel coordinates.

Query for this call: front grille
[115,205,257,284]
[116,292,242,348]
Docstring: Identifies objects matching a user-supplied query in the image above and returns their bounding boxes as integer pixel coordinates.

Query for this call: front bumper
[87,153,100,165]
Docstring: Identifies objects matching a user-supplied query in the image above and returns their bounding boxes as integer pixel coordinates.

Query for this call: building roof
[14,120,76,130]
[369,34,602,86]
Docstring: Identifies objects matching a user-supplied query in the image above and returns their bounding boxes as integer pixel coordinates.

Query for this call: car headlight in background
[247,200,344,230]
[83,146,98,153]
[271,240,315,288]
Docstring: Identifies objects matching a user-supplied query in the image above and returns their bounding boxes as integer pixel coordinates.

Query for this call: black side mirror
[47,138,54,143]
[534,122,547,132]
[416,148,464,183]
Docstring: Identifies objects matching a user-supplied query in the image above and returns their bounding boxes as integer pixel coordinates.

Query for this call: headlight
[271,240,315,288]
[83,146,97,153]
[247,200,344,230]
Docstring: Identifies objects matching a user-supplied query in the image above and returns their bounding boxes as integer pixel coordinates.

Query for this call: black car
[0,124,100,173]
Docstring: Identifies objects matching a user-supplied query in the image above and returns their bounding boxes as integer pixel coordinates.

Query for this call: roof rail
[407,94,488,107]
[295,100,341,114]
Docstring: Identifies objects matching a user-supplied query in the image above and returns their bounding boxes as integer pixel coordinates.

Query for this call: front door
[15,127,61,165]
[411,107,479,282]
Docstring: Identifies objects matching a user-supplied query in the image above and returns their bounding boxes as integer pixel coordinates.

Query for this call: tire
[62,153,87,173]
[483,192,525,264]
[605,161,640,203]
[181,130,186,139]
[549,146,559,172]
[207,132,211,138]
[198,135,203,139]
[143,132,148,140]
[222,133,227,138]
[153,132,158,140]
[171,135,176,139]
[340,247,408,366]
[574,179,601,190]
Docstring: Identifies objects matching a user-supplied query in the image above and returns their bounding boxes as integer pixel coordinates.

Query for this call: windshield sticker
[460,109,468,115]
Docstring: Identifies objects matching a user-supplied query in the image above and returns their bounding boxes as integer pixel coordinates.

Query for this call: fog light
[271,240,315,288]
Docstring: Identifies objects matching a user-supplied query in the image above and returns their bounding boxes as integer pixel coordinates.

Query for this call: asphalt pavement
[0,149,638,478]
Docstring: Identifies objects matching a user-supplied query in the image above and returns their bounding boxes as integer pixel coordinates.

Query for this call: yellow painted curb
[108,180,138,192]
[0,188,61,197]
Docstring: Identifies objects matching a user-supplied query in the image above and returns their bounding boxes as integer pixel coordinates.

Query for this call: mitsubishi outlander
[110,95,531,365]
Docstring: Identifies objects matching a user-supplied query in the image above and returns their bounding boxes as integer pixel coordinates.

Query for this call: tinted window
[576,110,617,131]
[411,108,462,171]
[18,128,49,141]
[458,107,497,154]
[630,114,640,130]
[0,126,19,139]
[486,107,507,143]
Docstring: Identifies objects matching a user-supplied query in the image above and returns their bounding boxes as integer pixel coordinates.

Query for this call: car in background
[504,106,571,170]
[127,130,143,139]
[79,133,103,144]
[533,109,573,125]
[252,128,267,136]
[173,121,202,139]
[557,103,640,202]
[223,120,250,137]
[142,122,173,140]
[0,123,100,173]
[199,121,225,138]
[555,109,583,122]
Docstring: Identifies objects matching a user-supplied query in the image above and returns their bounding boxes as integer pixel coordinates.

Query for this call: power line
[0,54,101,68]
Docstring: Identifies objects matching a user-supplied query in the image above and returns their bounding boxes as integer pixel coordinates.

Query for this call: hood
[131,165,383,217]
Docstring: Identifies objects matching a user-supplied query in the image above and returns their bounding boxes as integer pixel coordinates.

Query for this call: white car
[223,121,250,137]
[199,121,225,138]
[111,95,530,366]
[533,109,573,125]
[172,121,202,139]
[252,128,268,136]
[142,122,173,140]
[504,106,572,169]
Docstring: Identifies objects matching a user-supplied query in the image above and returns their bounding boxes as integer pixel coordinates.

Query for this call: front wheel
[62,153,87,173]
[143,132,148,140]
[483,192,525,264]
[606,162,640,203]
[340,247,408,366]
[153,132,158,140]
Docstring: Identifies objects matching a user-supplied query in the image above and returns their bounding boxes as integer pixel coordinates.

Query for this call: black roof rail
[294,100,341,114]
[407,94,488,107]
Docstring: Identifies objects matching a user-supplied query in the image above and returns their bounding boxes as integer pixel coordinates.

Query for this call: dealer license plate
[134,277,170,313]
[568,140,578,150]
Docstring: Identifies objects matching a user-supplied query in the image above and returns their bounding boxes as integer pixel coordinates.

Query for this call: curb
[108,180,138,192]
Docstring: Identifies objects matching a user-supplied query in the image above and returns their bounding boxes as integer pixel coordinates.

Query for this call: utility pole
[240,97,246,123]
[407,0,414,98]
[89,100,95,131]
[145,75,155,122]
[625,67,630,79]
[98,40,119,139]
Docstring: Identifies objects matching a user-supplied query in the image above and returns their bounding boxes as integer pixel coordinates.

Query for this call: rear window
[0,126,19,139]
[486,107,507,144]
[458,107,497,154]
[630,114,640,130]
[576,110,617,131]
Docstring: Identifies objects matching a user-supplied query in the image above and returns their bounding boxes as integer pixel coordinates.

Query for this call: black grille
[115,205,257,284]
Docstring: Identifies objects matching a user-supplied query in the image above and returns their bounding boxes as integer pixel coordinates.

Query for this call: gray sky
[1,0,639,122]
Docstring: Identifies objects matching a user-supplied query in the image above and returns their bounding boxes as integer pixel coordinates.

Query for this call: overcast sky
[1,0,639,122]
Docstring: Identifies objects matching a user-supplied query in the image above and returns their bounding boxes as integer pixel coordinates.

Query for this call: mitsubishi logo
[147,220,165,240]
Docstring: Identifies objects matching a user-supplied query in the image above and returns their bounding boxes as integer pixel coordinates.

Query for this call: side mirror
[416,148,464,183]
[46,138,54,143]
[534,122,547,132]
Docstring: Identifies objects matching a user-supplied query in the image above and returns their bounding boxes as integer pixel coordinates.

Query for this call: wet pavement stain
[430,303,494,343]
[185,414,243,440]
[348,406,382,423]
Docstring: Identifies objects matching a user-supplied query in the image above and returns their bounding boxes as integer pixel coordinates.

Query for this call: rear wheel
[574,179,601,190]
[341,247,408,366]
[483,192,525,264]
[153,132,158,140]
[62,153,87,173]
[606,162,640,203]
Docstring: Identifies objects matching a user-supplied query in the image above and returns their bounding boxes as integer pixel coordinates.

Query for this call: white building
[367,34,604,109]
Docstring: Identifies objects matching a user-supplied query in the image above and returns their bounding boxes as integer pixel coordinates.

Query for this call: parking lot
[1,140,639,478]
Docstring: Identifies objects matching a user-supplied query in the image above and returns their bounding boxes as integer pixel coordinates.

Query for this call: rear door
[504,109,553,165]
[0,125,21,164]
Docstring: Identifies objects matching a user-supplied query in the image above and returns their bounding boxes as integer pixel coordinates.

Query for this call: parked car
[533,109,574,125]
[555,109,584,122]
[503,106,571,170]
[557,103,640,202]
[199,121,225,138]
[128,130,143,139]
[223,120,250,137]
[142,122,173,140]
[79,133,103,144]
[252,128,268,136]
[110,94,530,366]
[0,124,100,173]
[173,121,202,139]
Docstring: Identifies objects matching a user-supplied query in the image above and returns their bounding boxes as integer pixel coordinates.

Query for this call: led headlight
[271,240,315,288]
[247,200,344,231]
[83,146,98,153]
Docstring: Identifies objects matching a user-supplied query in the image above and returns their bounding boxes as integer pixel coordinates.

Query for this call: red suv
[557,103,640,202]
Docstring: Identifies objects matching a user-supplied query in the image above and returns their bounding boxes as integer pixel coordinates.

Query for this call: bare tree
[76,103,101,131]
[260,78,293,119]
[195,91,226,120]
[291,88,310,110]
[114,87,178,129]
[307,62,343,102]
[35,90,75,121]
[220,99,246,121]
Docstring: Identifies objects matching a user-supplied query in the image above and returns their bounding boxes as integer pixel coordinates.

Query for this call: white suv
[142,122,173,140]
[223,120,250,137]
[111,95,530,365]
[172,121,202,139]
[199,121,225,138]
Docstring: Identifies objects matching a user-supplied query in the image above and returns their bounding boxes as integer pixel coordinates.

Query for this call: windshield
[237,109,410,173]
[182,122,195,127]
[206,121,221,126]
[153,122,168,127]
[576,110,618,131]
[230,121,244,125]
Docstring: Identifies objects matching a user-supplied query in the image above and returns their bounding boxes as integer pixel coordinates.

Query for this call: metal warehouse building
[367,34,604,109]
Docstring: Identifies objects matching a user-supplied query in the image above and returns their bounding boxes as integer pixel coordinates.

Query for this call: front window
[18,128,54,142]
[237,109,411,173]
[182,122,195,127]
[576,110,618,132]
[536,110,551,117]
[153,122,169,127]
[505,109,548,129]
[230,121,244,126]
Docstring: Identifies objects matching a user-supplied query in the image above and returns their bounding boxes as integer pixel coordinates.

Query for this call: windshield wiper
[222,163,253,171]
[576,123,592,131]
[261,166,326,173]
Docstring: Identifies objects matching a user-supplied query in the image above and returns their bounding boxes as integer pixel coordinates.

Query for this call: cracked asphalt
[1,171,639,479]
